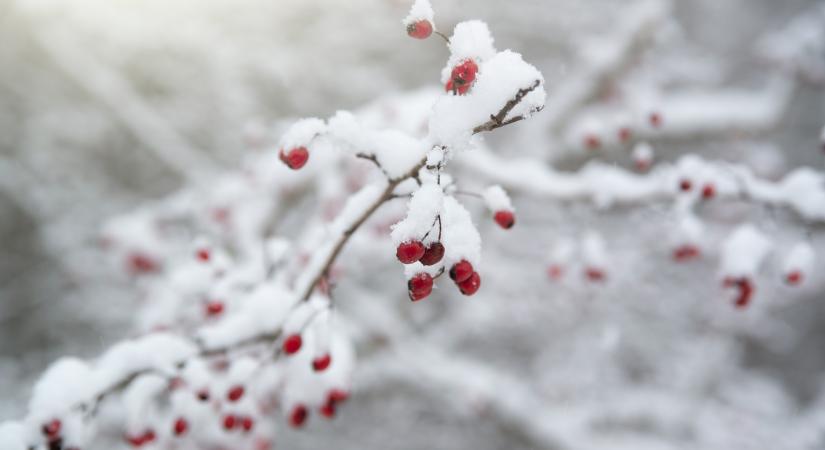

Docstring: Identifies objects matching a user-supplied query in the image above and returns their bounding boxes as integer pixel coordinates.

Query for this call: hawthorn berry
[585,267,606,282]
[227,385,245,402]
[701,184,715,199]
[457,272,481,296]
[206,301,225,317]
[328,389,349,403]
[673,245,700,262]
[196,248,210,262]
[42,419,61,440]
[319,399,336,418]
[723,277,754,309]
[419,242,445,266]
[173,418,188,436]
[408,272,434,301]
[126,430,155,447]
[241,416,255,432]
[679,179,692,192]
[279,146,309,170]
[283,333,303,354]
[396,240,426,264]
[618,127,632,143]
[786,270,803,285]
[223,414,237,430]
[312,353,332,372]
[547,264,563,280]
[446,59,478,95]
[449,260,474,283]
[649,112,663,128]
[584,134,602,150]
[494,210,515,229]
[128,253,158,274]
[289,404,308,428]
[406,19,433,39]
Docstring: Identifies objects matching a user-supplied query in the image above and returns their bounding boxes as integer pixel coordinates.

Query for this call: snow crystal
[482,185,513,212]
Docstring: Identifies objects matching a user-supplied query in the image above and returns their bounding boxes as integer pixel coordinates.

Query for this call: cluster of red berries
[41,419,76,450]
[406,19,433,39]
[395,239,481,300]
[125,429,156,447]
[279,146,309,170]
[723,276,754,309]
[289,389,348,428]
[281,333,333,372]
[446,59,479,95]
[222,414,255,432]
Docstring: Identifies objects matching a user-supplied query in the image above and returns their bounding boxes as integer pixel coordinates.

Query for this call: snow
[391,183,444,245]
[782,242,815,277]
[0,422,25,450]
[482,185,513,212]
[719,225,772,278]
[632,142,654,166]
[278,117,326,151]
[28,358,94,420]
[582,231,607,269]
[95,333,197,391]
[402,0,434,27]
[441,196,482,267]
[444,21,496,76]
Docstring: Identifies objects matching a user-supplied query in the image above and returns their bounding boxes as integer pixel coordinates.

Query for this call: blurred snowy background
[1,0,825,448]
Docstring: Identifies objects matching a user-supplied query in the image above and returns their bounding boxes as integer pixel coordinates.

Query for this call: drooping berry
[446,59,478,95]
[227,385,245,402]
[585,267,606,282]
[408,273,434,301]
[396,240,426,264]
[196,248,211,262]
[457,272,481,296]
[42,419,61,442]
[241,416,255,432]
[283,334,303,355]
[406,20,433,39]
[279,146,309,170]
[289,405,308,428]
[786,270,803,285]
[173,418,188,436]
[449,260,474,283]
[312,353,332,372]
[206,301,224,317]
[419,242,445,266]
[723,277,754,309]
[701,184,715,199]
[328,389,349,403]
[547,264,564,280]
[128,252,158,274]
[319,399,336,418]
[679,179,692,192]
[223,414,237,430]
[673,245,700,262]
[494,210,515,229]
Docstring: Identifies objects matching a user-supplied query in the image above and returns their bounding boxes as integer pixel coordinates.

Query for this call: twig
[472,80,543,134]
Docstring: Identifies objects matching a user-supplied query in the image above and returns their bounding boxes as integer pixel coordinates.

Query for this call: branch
[472,80,543,134]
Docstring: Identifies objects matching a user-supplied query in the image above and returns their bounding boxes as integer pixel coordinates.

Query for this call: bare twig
[472,80,543,134]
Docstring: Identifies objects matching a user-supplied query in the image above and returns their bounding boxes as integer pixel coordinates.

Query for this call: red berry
[206,301,224,317]
[618,127,632,142]
[584,134,601,150]
[173,418,188,436]
[279,146,309,170]
[227,385,245,402]
[319,399,336,418]
[457,272,481,296]
[445,79,455,93]
[312,353,332,371]
[701,184,715,199]
[585,267,606,282]
[143,430,156,444]
[408,273,434,301]
[42,419,61,439]
[289,405,308,428]
[406,19,433,39]
[447,60,478,95]
[786,271,803,285]
[649,112,663,128]
[723,277,754,309]
[283,334,303,354]
[672,245,700,262]
[547,264,563,280]
[449,260,474,283]
[328,389,349,403]
[223,415,237,430]
[196,248,210,262]
[679,179,692,191]
[635,159,650,171]
[494,210,515,229]
[128,253,158,274]
[419,242,445,266]
[396,240,426,264]
[241,416,255,432]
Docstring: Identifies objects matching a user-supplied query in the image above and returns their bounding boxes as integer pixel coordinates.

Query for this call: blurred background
[1,0,824,448]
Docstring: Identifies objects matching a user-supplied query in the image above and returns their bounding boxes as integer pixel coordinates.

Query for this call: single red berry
[649,112,663,128]
[241,416,255,432]
[679,179,692,192]
[173,418,188,436]
[419,242,445,266]
[584,134,601,150]
[547,264,563,280]
[279,146,309,170]
[585,267,606,282]
[283,334,303,354]
[206,301,224,317]
[449,260,474,283]
[328,389,349,403]
[312,353,332,371]
[457,272,481,296]
[125,434,143,446]
[319,399,336,418]
[396,240,426,264]
[494,210,515,229]
[196,248,210,262]
[227,385,245,402]
[618,127,632,142]
[732,278,754,309]
[42,419,61,439]
[128,253,158,274]
[143,430,156,444]
[406,19,433,39]
[408,273,434,301]
[673,245,700,262]
[701,184,715,199]
[447,60,478,95]
[786,271,803,285]
[223,414,237,430]
[289,405,308,428]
